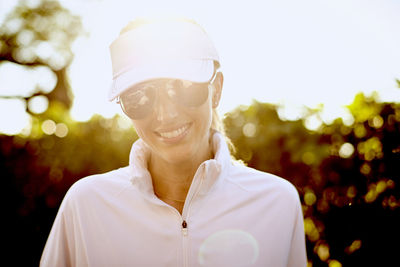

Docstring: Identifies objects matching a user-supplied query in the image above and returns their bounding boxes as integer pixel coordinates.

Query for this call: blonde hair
[211,108,237,155]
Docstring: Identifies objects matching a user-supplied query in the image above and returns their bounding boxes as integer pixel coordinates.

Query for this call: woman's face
[130,73,222,165]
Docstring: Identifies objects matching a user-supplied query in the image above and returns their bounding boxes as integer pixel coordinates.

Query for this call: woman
[41,18,307,267]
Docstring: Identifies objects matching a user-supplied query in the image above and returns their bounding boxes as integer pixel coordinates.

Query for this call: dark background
[1,1,399,266]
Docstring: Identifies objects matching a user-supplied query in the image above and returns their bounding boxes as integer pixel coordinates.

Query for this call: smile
[157,124,190,139]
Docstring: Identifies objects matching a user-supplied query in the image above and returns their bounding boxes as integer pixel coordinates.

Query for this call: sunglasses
[118,72,218,120]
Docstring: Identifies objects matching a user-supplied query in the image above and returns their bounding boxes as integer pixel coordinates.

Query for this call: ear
[211,72,223,108]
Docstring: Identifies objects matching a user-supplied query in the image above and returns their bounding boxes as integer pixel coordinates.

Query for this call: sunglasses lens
[120,79,210,120]
[169,80,209,107]
[120,85,156,120]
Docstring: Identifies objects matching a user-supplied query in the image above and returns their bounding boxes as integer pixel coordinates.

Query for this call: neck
[149,135,214,203]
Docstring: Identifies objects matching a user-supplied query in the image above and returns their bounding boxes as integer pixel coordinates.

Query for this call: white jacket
[41,132,307,267]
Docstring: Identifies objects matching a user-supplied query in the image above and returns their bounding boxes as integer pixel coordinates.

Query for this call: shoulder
[62,166,132,206]
[226,163,300,201]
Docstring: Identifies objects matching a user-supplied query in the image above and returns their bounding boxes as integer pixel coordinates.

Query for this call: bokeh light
[328,259,342,267]
[54,123,68,138]
[338,142,354,158]
[0,61,57,100]
[34,65,57,93]
[345,239,362,254]
[0,98,31,135]
[0,61,36,97]
[304,218,320,242]
[242,122,256,138]
[1,0,399,266]
[315,242,330,262]
[304,189,317,206]
[41,119,56,135]
[28,95,49,114]
[304,114,323,131]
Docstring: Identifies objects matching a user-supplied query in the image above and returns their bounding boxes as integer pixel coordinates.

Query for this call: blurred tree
[224,93,400,266]
[1,113,137,266]
[0,1,83,265]
[1,2,399,266]
[0,0,82,108]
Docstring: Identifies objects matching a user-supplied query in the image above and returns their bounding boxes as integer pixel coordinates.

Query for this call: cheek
[193,101,213,131]
[131,120,150,140]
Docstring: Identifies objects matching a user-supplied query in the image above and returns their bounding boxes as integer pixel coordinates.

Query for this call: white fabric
[108,21,219,101]
[40,133,307,267]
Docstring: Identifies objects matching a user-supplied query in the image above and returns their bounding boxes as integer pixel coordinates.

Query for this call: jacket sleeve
[40,206,73,267]
[40,177,97,267]
[287,193,307,267]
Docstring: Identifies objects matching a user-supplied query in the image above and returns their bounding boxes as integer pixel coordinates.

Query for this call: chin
[145,124,211,164]
[161,145,197,163]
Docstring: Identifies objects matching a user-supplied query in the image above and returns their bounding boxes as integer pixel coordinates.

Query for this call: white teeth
[159,125,188,139]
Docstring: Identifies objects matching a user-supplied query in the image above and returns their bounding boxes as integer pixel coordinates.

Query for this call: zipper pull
[182,220,188,236]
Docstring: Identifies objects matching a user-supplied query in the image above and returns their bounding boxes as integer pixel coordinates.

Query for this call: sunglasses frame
[117,70,219,120]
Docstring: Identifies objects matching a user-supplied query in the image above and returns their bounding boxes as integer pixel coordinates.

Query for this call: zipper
[182,219,188,267]
[180,163,207,267]
[182,220,188,236]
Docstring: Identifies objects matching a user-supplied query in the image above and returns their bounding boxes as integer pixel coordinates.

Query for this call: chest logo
[198,229,259,266]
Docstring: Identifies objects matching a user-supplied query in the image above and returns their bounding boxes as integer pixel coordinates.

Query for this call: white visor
[108,20,220,101]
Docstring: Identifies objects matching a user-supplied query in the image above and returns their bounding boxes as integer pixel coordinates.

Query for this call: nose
[154,87,178,122]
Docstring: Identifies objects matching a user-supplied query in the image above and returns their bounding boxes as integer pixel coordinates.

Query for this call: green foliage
[7,103,137,206]
[347,92,382,124]
[1,1,399,266]
[3,92,398,266]
[224,95,400,266]
[1,1,85,264]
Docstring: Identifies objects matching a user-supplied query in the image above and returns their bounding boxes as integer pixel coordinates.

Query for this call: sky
[1,0,400,133]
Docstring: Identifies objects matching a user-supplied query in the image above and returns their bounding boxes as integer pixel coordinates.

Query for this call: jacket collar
[128,131,232,198]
